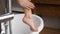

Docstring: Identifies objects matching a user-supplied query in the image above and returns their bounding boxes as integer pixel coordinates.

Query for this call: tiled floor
[39,27,60,34]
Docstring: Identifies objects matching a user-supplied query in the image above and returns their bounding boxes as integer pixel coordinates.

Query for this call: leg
[22,8,38,32]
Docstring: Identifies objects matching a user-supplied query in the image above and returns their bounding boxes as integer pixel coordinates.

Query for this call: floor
[39,27,60,34]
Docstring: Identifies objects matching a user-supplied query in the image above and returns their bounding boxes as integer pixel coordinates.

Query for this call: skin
[17,0,38,32]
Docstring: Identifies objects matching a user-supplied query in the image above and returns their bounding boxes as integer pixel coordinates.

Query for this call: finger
[23,5,31,10]
[29,2,35,8]
[31,3,35,8]
[22,2,35,9]
[23,3,33,9]
[27,5,34,9]
[28,2,35,9]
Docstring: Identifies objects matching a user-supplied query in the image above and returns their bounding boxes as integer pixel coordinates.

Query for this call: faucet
[0,0,14,34]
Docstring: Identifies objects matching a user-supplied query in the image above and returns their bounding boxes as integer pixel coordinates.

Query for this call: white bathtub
[11,14,44,34]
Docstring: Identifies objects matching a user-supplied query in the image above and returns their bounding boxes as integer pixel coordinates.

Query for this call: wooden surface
[32,0,60,16]
[39,27,60,34]
[33,4,60,17]
[32,0,60,5]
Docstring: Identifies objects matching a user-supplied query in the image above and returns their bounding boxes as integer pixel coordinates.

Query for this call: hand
[17,0,35,9]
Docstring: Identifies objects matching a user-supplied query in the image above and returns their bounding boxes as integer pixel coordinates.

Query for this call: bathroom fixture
[11,14,44,34]
[0,0,14,34]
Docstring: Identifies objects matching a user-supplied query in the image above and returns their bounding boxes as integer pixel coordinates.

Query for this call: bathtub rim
[31,14,44,34]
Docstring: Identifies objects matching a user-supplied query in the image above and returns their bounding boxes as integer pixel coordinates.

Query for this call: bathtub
[11,14,44,34]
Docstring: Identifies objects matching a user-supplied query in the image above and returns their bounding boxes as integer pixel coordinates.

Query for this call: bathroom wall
[12,0,23,12]
[0,0,5,15]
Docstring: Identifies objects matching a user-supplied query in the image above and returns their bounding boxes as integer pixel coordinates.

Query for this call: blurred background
[0,0,60,34]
